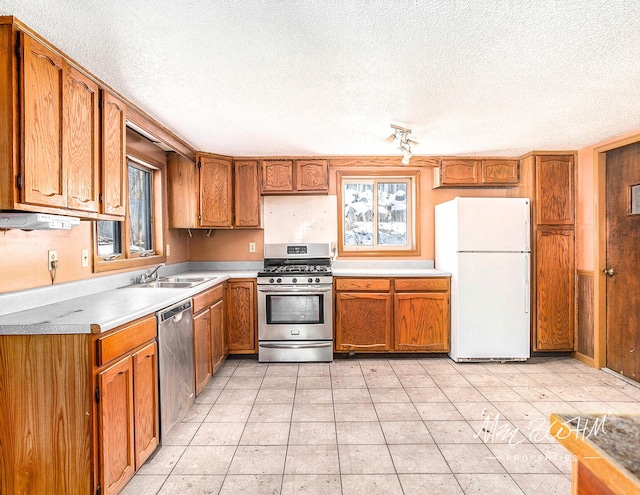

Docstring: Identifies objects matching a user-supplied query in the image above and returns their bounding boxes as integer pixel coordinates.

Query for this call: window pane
[344,183,374,246]
[129,165,153,253]
[97,221,122,256]
[377,182,407,246]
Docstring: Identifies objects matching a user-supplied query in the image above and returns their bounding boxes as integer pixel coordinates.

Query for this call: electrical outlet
[249,242,256,253]
[166,244,171,257]
[48,250,58,271]
[81,249,89,268]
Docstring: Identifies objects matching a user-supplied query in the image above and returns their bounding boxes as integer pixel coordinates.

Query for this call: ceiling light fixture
[385,124,417,165]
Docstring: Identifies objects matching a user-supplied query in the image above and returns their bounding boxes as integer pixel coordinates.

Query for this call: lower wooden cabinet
[97,320,159,495]
[227,279,257,353]
[334,277,451,353]
[192,283,227,395]
[335,292,392,351]
[534,228,575,351]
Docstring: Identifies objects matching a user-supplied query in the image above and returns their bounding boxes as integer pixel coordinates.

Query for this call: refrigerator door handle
[524,255,530,313]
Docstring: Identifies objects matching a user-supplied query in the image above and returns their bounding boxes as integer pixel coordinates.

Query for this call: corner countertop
[331,260,450,277]
[0,270,257,336]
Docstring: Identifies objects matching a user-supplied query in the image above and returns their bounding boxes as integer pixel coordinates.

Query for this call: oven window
[266,294,324,325]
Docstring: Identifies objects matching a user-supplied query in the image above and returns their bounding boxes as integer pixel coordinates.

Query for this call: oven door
[257,285,333,341]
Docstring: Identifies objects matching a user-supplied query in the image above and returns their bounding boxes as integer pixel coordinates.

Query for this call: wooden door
[132,342,159,468]
[98,357,135,495]
[394,293,449,352]
[261,160,293,193]
[101,90,127,216]
[439,159,479,185]
[335,293,392,351]
[65,65,100,212]
[234,160,260,227]
[193,310,212,395]
[481,159,519,185]
[296,160,328,192]
[199,155,233,227]
[535,228,575,351]
[167,152,199,228]
[606,143,640,381]
[227,280,256,353]
[210,299,226,372]
[21,33,66,208]
[535,155,574,225]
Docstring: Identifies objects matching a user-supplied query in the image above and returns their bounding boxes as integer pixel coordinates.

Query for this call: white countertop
[0,270,257,335]
[331,260,450,278]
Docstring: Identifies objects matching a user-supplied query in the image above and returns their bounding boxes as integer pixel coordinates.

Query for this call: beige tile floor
[123,357,640,495]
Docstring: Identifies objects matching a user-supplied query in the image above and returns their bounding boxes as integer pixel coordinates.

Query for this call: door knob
[603,268,615,277]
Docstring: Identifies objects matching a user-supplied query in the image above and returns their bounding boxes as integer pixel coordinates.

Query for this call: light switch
[81,249,89,268]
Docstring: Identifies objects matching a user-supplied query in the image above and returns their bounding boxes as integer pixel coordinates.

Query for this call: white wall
[263,196,338,244]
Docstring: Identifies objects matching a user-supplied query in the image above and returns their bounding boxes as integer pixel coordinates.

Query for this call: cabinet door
[199,155,233,227]
[132,342,159,469]
[101,90,127,216]
[234,160,260,227]
[481,159,519,185]
[167,152,199,228]
[21,33,66,208]
[98,357,135,495]
[261,160,293,193]
[65,64,100,212]
[193,310,212,395]
[439,159,480,186]
[296,160,328,193]
[335,293,392,351]
[394,293,449,352]
[210,298,226,373]
[535,228,575,351]
[535,155,574,225]
[227,280,256,353]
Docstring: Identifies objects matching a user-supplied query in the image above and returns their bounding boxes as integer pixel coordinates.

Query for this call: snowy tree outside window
[339,174,416,254]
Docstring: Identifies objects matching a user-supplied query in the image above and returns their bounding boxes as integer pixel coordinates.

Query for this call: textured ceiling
[2,1,640,157]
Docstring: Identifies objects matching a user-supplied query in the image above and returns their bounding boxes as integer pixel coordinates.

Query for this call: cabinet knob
[603,268,615,277]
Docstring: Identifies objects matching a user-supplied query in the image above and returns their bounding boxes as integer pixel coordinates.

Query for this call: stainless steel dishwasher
[157,299,194,443]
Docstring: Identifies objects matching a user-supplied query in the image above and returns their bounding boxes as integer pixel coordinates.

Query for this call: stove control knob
[292,278,297,283]
[315,278,320,283]
[269,278,274,284]
[308,277,313,283]
[276,278,282,284]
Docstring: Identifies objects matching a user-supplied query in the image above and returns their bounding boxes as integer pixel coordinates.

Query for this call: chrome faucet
[137,263,165,284]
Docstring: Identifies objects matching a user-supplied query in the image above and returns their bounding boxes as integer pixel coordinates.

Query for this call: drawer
[335,278,390,291]
[193,284,225,314]
[394,278,450,292]
[97,315,157,366]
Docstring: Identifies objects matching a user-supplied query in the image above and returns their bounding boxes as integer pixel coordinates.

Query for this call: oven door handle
[257,286,332,293]
[259,342,333,349]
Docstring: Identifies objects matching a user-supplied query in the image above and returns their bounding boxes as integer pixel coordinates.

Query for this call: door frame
[592,132,640,369]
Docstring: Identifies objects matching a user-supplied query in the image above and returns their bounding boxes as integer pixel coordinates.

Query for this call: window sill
[94,253,167,273]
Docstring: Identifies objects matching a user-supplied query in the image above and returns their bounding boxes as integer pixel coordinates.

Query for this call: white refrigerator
[435,197,531,362]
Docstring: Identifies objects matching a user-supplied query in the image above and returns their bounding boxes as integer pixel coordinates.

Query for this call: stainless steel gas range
[257,243,333,363]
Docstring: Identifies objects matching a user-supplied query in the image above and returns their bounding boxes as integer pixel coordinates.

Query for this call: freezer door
[451,252,530,361]
[456,198,530,252]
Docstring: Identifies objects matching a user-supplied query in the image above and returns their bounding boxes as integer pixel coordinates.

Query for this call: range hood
[0,212,81,230]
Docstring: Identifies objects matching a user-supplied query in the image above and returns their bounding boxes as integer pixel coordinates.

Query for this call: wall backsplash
[263,195,338,244]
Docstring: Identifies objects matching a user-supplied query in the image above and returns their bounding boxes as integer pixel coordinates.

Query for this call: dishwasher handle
[158,299,192,323]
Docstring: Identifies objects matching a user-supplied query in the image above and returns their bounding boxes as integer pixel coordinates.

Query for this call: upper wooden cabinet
[167,153,260,229]
[433,158,519,188]
[261,159,329,195]
[100,90,127,217]
[535,155,575,225]
[200,154,233,227]
[0,23,126,218]
[234,160,261,227]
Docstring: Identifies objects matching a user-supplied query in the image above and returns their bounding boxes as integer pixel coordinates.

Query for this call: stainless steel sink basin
[134,276,214,288]
[136,281,198,288]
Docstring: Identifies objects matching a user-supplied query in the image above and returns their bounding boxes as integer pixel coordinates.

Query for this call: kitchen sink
[134,276,214,288]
